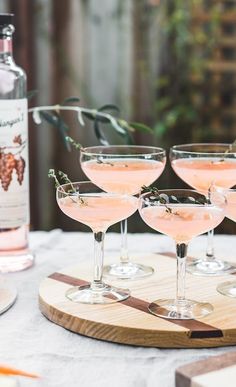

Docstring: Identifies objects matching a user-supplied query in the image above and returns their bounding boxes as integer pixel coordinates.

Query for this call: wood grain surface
[38,252,236,348]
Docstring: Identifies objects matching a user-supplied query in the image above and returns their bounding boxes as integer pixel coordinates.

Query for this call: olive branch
[29,97,153,151]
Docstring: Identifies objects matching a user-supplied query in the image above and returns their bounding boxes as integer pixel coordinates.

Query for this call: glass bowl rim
[139,188,226,207]
[80,145,166,157]
[56,180,136,198]
[170,143,236,156]
[57,180,97,194]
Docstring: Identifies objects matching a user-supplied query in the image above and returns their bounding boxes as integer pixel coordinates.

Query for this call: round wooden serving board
[39,252,236,348]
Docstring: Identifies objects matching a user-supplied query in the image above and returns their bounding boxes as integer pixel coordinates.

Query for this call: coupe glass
[80,145,166,280]
[170,143,236,276]
[139,189,226,319]
[217,188,236,297]
[56,181,138,303]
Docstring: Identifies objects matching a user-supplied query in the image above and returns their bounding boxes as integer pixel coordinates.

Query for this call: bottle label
[0,99,29,228]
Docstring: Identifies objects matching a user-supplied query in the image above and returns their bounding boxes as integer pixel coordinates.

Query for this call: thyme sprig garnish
[141,186,211,216]
[65,136,84,150]
[65,136,122,167]
[219,139,236,162]
[141,185,174,214]
[97,158,114,167]
[48,169,87,205]
[48,169,61,188]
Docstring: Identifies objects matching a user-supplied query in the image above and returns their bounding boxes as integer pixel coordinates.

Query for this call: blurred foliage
[154,0,222,142]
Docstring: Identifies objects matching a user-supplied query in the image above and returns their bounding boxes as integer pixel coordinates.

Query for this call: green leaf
[65,136,83,150]
[39,111,58,126]
[123,131,134,145]
[39,111,71,151]
[62,96,80,105]
[111,120,134,143]
[82,110,110,124]
[92,105,120,145]
[94,117,109,146]
[98,104,120,114]
[129,122,153,133]
[82,111,96,121]
[57,117,71,152]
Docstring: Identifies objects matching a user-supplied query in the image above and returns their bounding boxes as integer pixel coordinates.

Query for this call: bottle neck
[0,37,12,55]
[0,24,14,61]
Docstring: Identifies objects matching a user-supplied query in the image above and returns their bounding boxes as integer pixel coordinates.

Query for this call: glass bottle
[0,13,33,272]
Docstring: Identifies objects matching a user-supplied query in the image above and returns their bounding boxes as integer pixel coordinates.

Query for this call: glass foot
[148,298,213,320]
[187,258,236,276]
[217,281,236,297]
[65,283,130,304]
[103,262,154,280]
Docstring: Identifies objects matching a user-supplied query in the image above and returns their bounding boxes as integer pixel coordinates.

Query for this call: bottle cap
[0,14,14,26]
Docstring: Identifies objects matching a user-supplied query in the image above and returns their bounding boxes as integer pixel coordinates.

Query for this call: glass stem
[176,243,187,305]
[205,229,215,261]
[91,231,105,291]
[120,219,129,264]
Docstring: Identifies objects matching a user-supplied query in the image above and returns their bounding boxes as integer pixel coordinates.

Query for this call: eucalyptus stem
[29,105,133,136]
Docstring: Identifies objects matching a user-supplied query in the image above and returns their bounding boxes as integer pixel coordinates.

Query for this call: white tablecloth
[1,231,236,387]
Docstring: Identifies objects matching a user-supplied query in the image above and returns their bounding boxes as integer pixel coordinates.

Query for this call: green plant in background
[154,0,221,142]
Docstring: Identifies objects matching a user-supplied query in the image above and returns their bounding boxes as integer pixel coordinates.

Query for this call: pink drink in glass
[82,159,165,195]
[58,195,138,232]
[57,181,137,304]
[225,191,236,222]
[217,189,236,297]
[172,158,236,191]
[170,144,236,276]
[140,205,225,243]
[139,189,226,319]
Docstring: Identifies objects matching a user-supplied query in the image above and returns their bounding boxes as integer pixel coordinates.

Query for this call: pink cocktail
[170,143,236,276]
[80,146,166,280]
[57,181,138,304]
[139,189,226,319]
[58,194,138,232]
[224,190,236,222]
[141,206,224,244]
[172,158,236,191]
[82,159,165,195]
[217,188,236,297]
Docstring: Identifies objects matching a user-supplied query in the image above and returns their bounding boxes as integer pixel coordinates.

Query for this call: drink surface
[225,191,236,222]
[140,205,224,243]
[58,194,138,232]
[82,159,165,195]
[172,158,236,191]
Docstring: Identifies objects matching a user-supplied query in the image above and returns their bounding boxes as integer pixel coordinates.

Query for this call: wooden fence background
[1,0,236,234]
